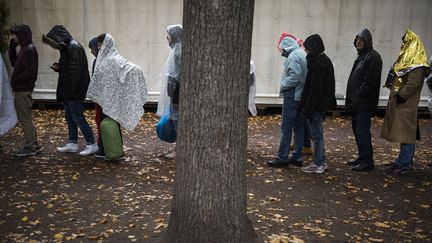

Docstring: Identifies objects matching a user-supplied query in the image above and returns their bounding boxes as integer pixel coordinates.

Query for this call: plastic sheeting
[6,0,432,106]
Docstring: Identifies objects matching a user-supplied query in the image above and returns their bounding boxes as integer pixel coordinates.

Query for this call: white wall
[7,0,432,106]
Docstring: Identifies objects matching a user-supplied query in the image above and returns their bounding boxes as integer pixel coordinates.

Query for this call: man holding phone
[42,25,97,156]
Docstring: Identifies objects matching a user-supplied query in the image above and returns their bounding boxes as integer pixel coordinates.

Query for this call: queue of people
[0,23,431,175]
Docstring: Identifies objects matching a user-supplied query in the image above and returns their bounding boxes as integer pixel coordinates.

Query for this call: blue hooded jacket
[279,37,307,101]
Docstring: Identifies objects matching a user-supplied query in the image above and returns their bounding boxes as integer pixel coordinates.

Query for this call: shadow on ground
[0,110,431,242]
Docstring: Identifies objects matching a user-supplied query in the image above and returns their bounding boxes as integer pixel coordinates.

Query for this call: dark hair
[97,33,106,44]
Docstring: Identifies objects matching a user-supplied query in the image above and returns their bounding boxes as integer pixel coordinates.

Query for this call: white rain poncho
[156,24,182,117]
[0,55,18,137]
[86,34,148,131]
[248,60,257,116]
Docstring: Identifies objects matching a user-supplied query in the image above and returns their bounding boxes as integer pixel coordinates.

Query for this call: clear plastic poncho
[87,33,148,131]
[156,24,182,117]
[248,60,257,116]
[0,55,18,137]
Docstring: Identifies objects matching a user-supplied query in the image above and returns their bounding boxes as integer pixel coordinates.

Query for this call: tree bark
[165,0,256,242]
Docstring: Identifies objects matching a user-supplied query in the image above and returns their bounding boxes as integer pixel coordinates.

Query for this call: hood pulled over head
[42,25,72,49]
[303,34,325,57]
[10,24,33,46]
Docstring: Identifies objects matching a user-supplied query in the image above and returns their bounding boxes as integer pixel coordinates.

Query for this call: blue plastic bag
[156,115,176,143]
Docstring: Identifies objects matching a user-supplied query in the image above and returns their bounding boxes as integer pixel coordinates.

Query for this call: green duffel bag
[101,117,124,161]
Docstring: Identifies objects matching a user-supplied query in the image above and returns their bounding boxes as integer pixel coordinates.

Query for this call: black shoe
[347,158,361,166]
[94,150,105,158]
[352,162,375,172]
[267,158,289,167]
[288,158,303,167]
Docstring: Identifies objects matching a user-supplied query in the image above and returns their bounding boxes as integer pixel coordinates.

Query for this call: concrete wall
[6,0,432,106]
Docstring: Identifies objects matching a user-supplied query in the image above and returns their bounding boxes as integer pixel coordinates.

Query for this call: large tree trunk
[165,0,256,242]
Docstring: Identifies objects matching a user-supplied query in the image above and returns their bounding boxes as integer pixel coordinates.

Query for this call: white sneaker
[301,163,326,174]
[57,143,78,153]
[164,151,176,160]
[79,143,99,156]
[323,162,329,171]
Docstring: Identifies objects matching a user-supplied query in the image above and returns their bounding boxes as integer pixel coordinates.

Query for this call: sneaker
[301,163,326,174]
[57,143,79,153]
[267,158,289,167]
[93,150,105,158]
[12,147,38,157]
[302,146,313,155]
[385,163,410,175]
[323,162,329,171]
[287,157,303,167]
[79,143,99,156]
[164,151,176,160]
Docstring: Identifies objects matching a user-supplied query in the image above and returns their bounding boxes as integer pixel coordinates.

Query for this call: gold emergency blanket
[391,30,429,95]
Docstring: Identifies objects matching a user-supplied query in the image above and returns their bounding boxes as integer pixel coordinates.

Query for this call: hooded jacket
[300,34,336,117]
[345,29,383,112]
[42,25,90,102]
[278,36,307,101]
[8,24,38,92]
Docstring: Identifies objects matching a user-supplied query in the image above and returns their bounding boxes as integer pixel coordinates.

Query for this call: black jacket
[345,29,383,112]
[300,34,336,117]
[8,24,38,92]
[43,25,90,102]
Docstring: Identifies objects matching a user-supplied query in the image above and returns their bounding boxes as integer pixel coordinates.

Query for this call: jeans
[14,92,38,148]
[64,101,95,144]
[277,91,304,162]
[351,112,373,163]
[307,112,325,166]
[395,143,415,168]
[303,123,312,147]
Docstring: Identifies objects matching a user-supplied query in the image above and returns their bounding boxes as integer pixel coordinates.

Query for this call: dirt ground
[0,109,431,242]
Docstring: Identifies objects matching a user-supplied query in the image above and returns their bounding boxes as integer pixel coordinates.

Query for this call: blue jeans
[351,112,373,163]
[307,112,325,166]
[64,101,95,144]
[277,91,304,162]
[303,123,312,147]
[395,143,415,168]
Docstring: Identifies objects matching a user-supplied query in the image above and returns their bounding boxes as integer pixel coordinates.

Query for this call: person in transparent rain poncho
[248,60,257,116]
[0,55,18,153]
[157,24,182,160]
